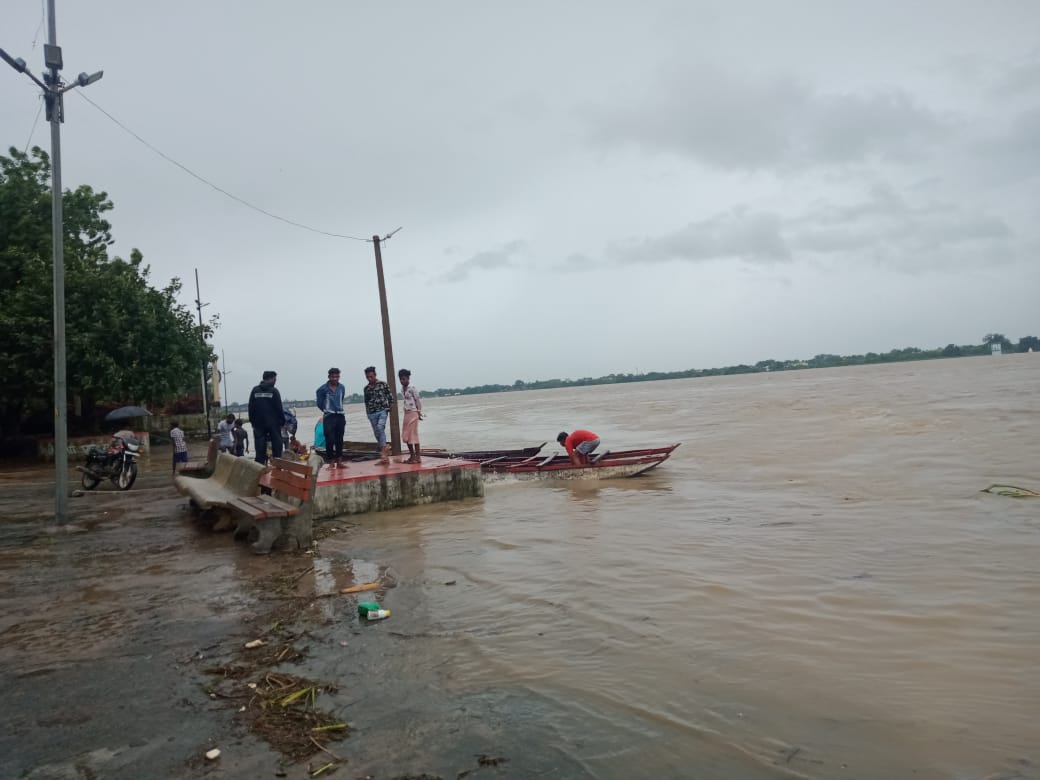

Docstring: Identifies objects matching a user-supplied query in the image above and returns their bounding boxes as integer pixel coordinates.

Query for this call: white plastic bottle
[365,608,390,620]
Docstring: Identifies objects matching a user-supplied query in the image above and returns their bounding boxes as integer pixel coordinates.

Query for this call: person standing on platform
[316,367,347,468]
[363,366,393,463]
[248,370,283,464]
[398,368,424,464]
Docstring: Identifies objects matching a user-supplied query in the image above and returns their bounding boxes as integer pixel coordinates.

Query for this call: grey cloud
[788,189,1015,271]
[607,209,790,265]
[586,65,945,171]
[800,91,944,165]
[558,252,602,273]
[438,239,528,283]
[990,54,1040,99]
[970,107,1040,185]
[599,186,1014,274]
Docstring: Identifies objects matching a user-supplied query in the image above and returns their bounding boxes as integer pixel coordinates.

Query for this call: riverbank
[0,456,511,780]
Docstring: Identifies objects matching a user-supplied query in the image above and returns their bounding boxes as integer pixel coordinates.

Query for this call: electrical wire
[23,96,44,153]
[30,0,45,51]
[73,90,372,242]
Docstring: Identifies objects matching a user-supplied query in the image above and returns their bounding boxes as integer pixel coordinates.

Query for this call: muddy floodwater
[2,354,1038,779]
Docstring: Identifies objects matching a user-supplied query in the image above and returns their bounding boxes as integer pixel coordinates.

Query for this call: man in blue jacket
[316,367,347,468]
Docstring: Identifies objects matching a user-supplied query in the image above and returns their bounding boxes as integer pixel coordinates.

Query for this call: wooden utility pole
[372,235,401,456]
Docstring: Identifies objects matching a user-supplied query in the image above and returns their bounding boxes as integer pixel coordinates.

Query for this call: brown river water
[3,355,1036,779]
[297,354,1039,779]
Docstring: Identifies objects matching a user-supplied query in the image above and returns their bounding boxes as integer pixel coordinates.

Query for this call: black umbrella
[104,405,153,422]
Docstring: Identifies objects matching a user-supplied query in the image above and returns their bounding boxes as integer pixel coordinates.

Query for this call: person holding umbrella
[104,406,150,446]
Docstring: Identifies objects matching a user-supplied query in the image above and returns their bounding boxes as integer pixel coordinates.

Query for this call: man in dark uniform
[248,370,283,464]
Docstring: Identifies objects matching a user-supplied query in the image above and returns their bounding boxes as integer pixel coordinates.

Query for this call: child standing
[232,419,250,457]
[170,421,188,473]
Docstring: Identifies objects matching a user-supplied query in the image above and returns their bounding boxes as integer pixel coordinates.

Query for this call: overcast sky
[2,1,1038,402]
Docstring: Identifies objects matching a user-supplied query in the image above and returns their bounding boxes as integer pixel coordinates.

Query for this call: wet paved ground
[0,466,292,778]
[0,458,540,780]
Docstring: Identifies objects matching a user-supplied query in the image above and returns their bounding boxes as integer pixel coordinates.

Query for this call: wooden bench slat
[264,467,311,491]
[269,457,311,476]
[254,495,299,516]
[228,496,273,519]
[228,494,299,520]
[260,473,311,500]
[260,470,310,497]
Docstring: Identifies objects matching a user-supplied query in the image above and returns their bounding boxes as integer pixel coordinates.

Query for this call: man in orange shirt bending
[557,429,601,466]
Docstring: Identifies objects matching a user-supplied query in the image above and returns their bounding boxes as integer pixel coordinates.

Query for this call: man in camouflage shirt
[363,366,393,458]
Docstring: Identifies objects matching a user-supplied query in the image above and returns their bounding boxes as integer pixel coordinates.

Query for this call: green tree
[983,333,1013,352]
[1015,336,1040,353]
[0,146,215,436]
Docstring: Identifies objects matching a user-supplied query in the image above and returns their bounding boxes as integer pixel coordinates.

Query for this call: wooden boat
[314,441,546,462]
[481,444,681,480]
[421,442,546,461]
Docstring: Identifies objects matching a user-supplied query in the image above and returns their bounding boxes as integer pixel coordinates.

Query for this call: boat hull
[481,444,680,480]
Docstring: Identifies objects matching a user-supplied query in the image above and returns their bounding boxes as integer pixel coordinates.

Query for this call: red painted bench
[228,457,318,554]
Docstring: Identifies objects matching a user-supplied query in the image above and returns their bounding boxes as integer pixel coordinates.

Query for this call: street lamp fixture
[0,47,28,73]
[74,70,103,89]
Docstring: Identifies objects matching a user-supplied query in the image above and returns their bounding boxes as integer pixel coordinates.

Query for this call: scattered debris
[444,581,456,586]
[340,582,380,594]
[205,748,221,760]
[204,571,350,764]
[981,484,1040,498]
[455,754,509,778]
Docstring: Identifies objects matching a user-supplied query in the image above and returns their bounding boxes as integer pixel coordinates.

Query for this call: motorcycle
[78,435,140,491]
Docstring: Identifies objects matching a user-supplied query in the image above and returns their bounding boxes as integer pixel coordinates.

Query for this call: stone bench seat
[178,437,219,478]
[174,452,266,515]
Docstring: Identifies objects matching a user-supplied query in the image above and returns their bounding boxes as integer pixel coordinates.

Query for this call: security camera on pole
[1,0,104,524]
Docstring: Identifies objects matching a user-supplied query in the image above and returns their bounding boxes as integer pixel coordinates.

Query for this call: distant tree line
[268,333,1037,408]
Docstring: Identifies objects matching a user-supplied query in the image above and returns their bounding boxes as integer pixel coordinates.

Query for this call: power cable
[30,0,45,51]
[23,96,43,152]
[73,90,371,242]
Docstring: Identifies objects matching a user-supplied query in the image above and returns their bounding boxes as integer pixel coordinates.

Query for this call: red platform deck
[315,456,479,486]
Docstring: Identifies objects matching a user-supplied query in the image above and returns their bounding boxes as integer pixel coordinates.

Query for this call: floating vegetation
[981,484,1040,498]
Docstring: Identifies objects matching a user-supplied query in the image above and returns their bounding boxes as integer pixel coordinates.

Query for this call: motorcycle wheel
[81,471,101,490]
[114,462,138,490]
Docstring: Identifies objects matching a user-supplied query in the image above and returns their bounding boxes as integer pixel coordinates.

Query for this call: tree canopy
[0,147,215,436]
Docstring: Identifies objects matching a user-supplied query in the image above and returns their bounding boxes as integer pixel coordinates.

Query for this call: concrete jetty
[312,456,483,518]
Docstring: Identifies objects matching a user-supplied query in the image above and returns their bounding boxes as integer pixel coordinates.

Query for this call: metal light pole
[221,349,231,414]
[2,1,103,524]
[194,268,212,436]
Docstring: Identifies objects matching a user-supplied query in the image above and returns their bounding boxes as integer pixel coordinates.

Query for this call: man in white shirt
[217,413,235,453]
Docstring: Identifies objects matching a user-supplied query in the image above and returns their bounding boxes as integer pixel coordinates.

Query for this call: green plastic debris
[981,484,1040,498]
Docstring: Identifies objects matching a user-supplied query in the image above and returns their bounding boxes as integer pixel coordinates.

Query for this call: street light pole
[194,268,212,436]
[221,349,231,414]
[2,0,103,524]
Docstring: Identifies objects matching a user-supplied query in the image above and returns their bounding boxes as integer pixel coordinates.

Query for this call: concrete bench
[228,455,319,554]
[174,453,267,526]
[177,437,219,477]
